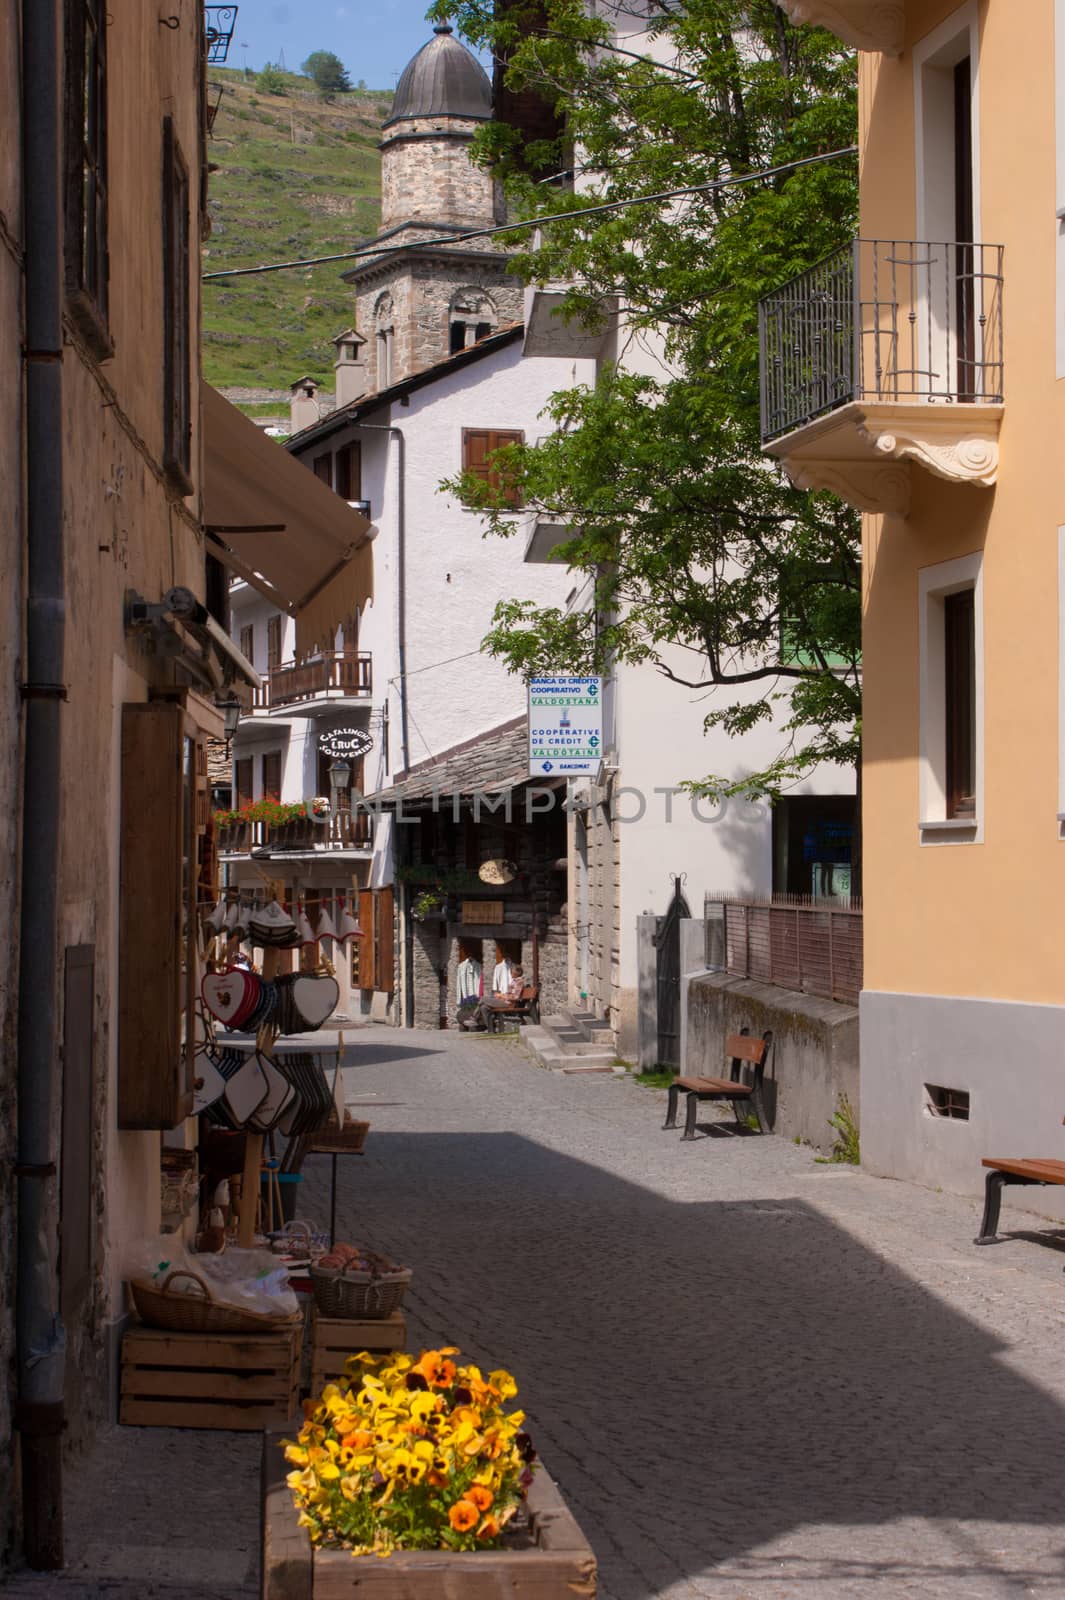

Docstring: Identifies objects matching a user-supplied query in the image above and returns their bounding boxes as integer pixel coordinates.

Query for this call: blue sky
[225,1,471,88]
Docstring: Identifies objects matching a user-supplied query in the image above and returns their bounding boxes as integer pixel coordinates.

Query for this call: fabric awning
[201,381,374,657]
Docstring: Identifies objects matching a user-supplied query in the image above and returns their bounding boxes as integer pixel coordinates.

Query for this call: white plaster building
[517,2,858,1061]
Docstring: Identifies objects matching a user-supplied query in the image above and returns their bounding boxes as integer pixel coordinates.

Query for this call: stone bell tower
[344,24,523,390]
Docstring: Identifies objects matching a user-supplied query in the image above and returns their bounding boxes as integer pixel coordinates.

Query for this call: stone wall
[411,918,445,1028]
[569,787,620,1031]
[380,118,501,230]
[355,251,523,390]
[684,973,859,1155]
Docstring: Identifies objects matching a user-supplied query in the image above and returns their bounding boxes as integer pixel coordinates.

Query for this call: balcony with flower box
[759,237,1004,516]
[216,803,373,859]
[250,650,372,720]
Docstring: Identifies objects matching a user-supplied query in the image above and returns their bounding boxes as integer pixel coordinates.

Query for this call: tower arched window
[448,287,496,356]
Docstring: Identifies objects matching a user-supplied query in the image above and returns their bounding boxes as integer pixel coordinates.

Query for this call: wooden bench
[663,1028,773,1141]
[484,984,540,1032]
[975,1156,1065,1244]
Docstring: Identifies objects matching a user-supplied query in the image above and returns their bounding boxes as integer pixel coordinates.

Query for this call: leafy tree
[433,0,862,818]
[255,62,287,95]
[301,49,352,96]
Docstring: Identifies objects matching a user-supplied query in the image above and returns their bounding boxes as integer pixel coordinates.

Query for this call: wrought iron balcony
[204,6,238,65]
[252,650,372,714]
[759,238,1004,515]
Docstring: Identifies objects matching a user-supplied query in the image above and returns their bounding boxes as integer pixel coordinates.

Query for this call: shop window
[772,796,856,900]
[462,429,524,507]
[64,0,111,355]
[162,118,192,494]
[919,551,983,841]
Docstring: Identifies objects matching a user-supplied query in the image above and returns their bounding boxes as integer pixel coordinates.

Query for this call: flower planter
[216,822,249,852]
[261,1432,597,1600]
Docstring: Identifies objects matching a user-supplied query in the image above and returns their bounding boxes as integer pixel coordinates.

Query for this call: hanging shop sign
[479,859,517,886]
[319,726,373,761]
[528,676,603,776]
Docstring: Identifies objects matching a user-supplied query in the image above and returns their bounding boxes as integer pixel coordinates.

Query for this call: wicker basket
[309,1263,411,1321]
[129,1269,303,1336]
[308,1120,370,1155]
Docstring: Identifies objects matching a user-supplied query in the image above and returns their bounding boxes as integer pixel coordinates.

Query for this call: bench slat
[675,1077,753,1096]
[725,1034,768,1065]
[982,1157,1065,1185]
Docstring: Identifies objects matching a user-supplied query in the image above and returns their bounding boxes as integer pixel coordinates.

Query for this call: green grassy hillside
[202,67,388,395]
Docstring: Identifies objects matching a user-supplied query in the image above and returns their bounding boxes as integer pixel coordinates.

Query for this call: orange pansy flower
[477,1515,501,1540]
[448,1500,479,1532]
[467,1484,493,1512]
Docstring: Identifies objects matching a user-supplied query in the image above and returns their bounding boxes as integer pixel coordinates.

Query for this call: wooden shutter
[267,613,283,670]
[235,757,253,809]
[313,454,332,486]
[262,750,282,800]
[334,441,362,502]
[240,623,254,664]
[376,887,395,993]
[118,702,191,1128]
[461,429,524,505]
[162,118,191,490]
[357,889,375,988]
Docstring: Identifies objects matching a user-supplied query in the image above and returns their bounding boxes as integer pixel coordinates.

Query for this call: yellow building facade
[763,0,1065,1201]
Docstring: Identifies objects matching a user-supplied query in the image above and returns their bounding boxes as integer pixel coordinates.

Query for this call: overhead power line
[202,145,858,282]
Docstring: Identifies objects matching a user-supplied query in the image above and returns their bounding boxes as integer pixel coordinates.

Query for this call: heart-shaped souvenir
[289,975,340,1030]
[202,970,247,1026]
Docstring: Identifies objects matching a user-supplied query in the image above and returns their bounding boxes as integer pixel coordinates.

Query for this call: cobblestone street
[7,1027,1065,1598]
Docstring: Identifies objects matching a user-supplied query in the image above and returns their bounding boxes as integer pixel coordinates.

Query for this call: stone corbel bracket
[856,404,1003,490]
[786,460,911,517]
[777,1,904,56]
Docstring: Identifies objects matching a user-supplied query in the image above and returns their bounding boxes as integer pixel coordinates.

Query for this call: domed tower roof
[384,24,492,129]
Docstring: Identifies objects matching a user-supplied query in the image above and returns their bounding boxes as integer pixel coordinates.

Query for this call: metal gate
[655,875,690,1066]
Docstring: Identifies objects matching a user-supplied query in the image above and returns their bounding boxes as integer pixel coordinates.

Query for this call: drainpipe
[17,0,67,1570]
[358,424,409,772]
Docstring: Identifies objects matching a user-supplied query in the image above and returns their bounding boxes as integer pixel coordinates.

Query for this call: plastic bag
[127,1236,300,1319]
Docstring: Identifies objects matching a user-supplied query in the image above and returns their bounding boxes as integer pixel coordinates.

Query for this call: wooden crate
[309,1309,407,1393]
[121,1324,301,1431]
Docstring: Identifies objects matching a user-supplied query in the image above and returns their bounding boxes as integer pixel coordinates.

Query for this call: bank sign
[528,676,603,776]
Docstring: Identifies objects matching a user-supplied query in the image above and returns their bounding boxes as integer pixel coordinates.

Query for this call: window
[262,751,282,801]
[377,328,395,388]
[475,323,492,343]
[240,623,254,665]
[235,758,253,810]
[944,589,976,819]
[64,0,110,354]
[162,118,192,493]
[334,441,362,502]
[919,551,983,840]
[450,323,467,356]
[267,614,283,671]
[462,429,525,507]
[313,455,332,487]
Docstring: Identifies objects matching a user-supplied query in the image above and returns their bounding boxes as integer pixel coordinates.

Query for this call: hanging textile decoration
[248,899,300,948]
[297,901,317,949]
[316,898,339,943]
[335,895,363,942]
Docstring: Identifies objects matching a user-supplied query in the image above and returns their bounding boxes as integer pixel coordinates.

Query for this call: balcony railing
[759,238,1004,444]
[204,6,238,64]
[707,894,863,1007]
[217,810,373,854]
[253,650,372,711]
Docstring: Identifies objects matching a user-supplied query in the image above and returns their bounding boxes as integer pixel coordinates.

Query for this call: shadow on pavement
[302,1131,1065,1599]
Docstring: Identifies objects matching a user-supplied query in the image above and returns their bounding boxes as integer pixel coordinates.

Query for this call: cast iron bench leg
[663,1083,682,1130]
[975,1170,1007,1244]
[974,1171,1048,1245]
[682,1091,700,1141]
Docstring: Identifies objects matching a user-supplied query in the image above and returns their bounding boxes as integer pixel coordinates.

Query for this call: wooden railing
[706,894,863,1006]
[217,810,373,854]
[253,650,372,710]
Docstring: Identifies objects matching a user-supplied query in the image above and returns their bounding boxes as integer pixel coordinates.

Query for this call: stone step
[521,1027,622,1075]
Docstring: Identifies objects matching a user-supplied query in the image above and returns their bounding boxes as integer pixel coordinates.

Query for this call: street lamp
[328,757,352,812]
[216,693,242,754]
